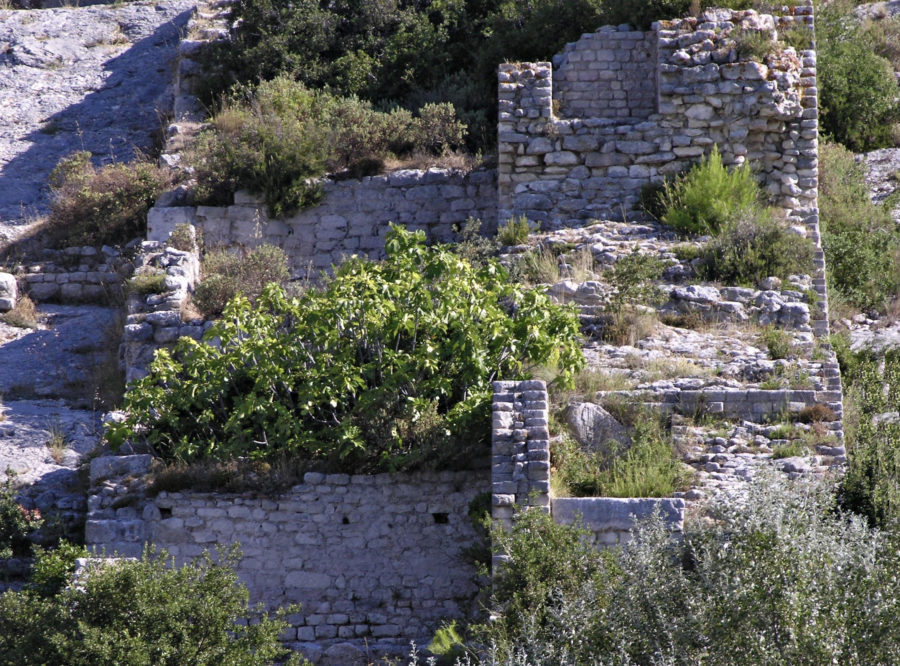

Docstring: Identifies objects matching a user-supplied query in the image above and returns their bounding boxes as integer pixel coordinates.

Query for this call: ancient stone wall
[147,168,497,275]
[16,245,127,305]
[498,5,817,227]
[85,455,487,664]
[553,28,657,120]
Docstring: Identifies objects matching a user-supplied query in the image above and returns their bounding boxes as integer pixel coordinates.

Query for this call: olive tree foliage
[110,226,584,470]
[469,472,900,665]
[0,546,304,666]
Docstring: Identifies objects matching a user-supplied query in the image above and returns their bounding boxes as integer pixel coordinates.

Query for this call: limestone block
[147,207,197,243]
[0,273,16,311]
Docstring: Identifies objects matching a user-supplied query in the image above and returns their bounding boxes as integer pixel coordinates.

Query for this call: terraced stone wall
[147,168,497,275]
[498,4,818,227]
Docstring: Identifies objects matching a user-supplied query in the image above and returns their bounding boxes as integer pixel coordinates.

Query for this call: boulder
[0,272,16,311]
[566,402,631,456]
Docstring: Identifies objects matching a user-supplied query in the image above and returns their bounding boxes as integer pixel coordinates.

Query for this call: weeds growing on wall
[695,210,816,287]
[192,244,290,317]
[551,414,692,498]
[109,226,584,471]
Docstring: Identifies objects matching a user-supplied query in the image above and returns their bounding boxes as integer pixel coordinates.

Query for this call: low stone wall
[147,168,498,275]
[85,455,488,665]
[16,245,128,305]
[553,497,684,545]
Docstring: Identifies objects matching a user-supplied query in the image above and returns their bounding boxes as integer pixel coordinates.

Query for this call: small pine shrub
[696,210,816,286]
[47,152,169,247]
[27,541,88,598]
[659,146,761,235]
[760,326,795,361]
[496,216,535,246]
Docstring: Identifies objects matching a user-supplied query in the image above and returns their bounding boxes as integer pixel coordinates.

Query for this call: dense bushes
[110,226,584,470]
[0,546,301,666]
[198,0,618,152]
[193,244,290,317]
[472,473,900,665]
[47,152,169,246]
[839,347,900,528]
[696,210,816,286]
[190,77,467,215]
[819,142,900,313]
[817,1,900,151]
[0,475,42,559]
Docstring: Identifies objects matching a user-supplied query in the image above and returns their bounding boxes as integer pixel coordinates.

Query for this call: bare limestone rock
[566,402,631,456]
[0,272,15,311]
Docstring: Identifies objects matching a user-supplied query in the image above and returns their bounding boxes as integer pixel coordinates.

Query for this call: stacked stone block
[121,242,204,384]
[491,380,552,529]
[553,27,657,120]
[553,497,684,546]
[147,168,497,275]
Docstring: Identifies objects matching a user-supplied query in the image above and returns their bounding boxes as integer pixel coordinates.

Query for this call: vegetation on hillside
[0,545,304,666]
[452,473,900,665]
[819,142,900,314]
[108,226,584,471]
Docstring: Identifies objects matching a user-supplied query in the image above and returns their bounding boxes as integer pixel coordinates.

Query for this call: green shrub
[733,28,778,61]
[659,146,762,235]
[0,546,303,666]
[126,270,166,296]
[817,1,900,151]
[760,325,796,361]
[602,0,691,29]
[26,542,88,598]
[110,226,584,470]
[193,244,291,317]
[190,78,467,216]
[471,472,900,664]
[819,142,900,312]
[47,152,169,247]
[0,475,43,559]
[696,211,816,286]
[601,247,665,344]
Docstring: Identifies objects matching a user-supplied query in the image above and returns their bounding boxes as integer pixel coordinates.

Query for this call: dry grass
[1,295,39,329]
[149,456,310,495]
[638,357,715,382]
[382,150,483,173]
[46,422,67,464]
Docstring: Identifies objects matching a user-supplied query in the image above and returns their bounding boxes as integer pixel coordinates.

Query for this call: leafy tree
[0,546,303,666]
[111,226,584,470]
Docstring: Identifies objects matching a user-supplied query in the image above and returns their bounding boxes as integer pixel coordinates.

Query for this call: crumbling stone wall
[498,5,817,227]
